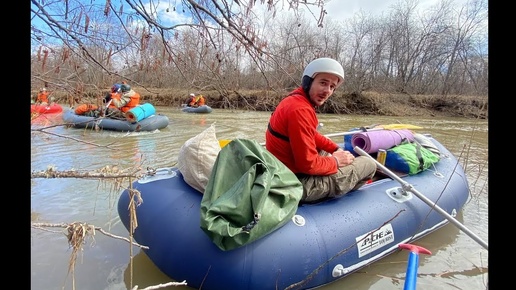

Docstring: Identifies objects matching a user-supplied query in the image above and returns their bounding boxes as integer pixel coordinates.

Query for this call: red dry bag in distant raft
[200,138,303,251]
[74,104,99,115]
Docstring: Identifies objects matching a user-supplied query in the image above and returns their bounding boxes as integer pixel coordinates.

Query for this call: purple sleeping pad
[351,129,415,153]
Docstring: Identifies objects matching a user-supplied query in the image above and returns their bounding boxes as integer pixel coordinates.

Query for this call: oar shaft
[323,127,384,138]
[262,124,419,146]
[354,147,488,251]
[260,127,385,146]
[103,99,113,116]
[403,252,419,290]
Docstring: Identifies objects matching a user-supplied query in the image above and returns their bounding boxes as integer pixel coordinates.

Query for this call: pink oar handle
[399,243,432,255]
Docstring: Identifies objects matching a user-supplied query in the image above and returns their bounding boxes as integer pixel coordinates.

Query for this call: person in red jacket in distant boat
[265,57,376,203]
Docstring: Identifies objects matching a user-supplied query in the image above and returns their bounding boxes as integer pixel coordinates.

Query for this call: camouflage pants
[297,155,376,204]
[105,108,126,120]
[83,109,101,118]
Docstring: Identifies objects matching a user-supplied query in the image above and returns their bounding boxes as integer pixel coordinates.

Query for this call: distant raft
[181,105,213,113]
[31,103,63,114]
[62,109,169,132]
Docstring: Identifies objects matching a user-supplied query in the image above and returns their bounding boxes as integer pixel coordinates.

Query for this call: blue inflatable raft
[62,108,169,132]
[181,105,213,113]
[117,134,469,289]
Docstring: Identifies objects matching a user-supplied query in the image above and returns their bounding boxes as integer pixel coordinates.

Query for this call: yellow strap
[379,124,423,130]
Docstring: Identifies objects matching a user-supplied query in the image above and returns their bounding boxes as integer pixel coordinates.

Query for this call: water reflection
[31,112,64,127]
[123,251,182,290]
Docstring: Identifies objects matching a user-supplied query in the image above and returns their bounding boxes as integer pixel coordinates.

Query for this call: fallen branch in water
[31,126,116,148]
[31,222,149,249]
[31,165,144,179]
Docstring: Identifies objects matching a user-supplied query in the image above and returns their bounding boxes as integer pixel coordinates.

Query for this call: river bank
[44,88,489,119]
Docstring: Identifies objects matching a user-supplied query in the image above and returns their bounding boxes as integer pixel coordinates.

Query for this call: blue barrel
[126,103,156,123]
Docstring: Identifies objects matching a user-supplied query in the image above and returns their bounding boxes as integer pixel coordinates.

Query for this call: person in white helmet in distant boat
[265,57,376,204]
[186,93,196,107]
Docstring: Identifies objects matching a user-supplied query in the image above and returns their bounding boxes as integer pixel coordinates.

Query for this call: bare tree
[439,0,488,95]
[31,0,488,99]
[31,0,330,94]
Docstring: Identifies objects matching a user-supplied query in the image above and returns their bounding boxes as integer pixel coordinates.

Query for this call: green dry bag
[200,139,303,251]
[385,141,440,175]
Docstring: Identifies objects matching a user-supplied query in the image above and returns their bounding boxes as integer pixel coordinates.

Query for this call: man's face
[308,73,340,106]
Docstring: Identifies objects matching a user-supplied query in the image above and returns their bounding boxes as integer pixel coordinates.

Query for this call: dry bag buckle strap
[241,213,261,233]
[415,142,424,171]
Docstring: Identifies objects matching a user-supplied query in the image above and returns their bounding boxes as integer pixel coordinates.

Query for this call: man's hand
[332,150,355,167]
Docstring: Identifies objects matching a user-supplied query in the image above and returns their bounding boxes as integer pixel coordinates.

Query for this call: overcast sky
[142,0,471,27]
[323,0,469,21]
[325,0,393,20]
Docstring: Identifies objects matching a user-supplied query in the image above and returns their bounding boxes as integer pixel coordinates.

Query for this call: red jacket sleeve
[314,132,340,153]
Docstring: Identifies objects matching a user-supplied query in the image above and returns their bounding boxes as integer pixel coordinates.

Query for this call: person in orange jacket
[36,88,50,105]
[104,83,140,118]
[196,94,206,106]
[265,57,376,204]
[106,84,122,107]
[187,93,206,107]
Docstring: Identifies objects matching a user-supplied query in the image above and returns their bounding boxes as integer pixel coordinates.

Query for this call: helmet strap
[301,75,313,95]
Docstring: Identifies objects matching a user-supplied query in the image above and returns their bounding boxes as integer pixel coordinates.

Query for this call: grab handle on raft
[354,146,488,251]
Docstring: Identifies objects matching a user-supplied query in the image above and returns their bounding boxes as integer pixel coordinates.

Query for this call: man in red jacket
[265,57,376,203]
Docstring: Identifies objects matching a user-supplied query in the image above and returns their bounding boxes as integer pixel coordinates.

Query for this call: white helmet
[302,58,345,87]
[190,93,195,97]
